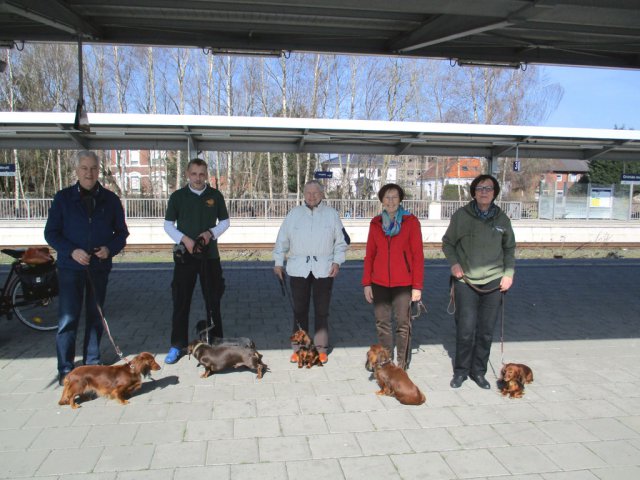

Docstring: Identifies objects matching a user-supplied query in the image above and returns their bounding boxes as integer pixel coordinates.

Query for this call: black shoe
[58,371,69,386]
[470,374,491,389]
[450,375,467,388]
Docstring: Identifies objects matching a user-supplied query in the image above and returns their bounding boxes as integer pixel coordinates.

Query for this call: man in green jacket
[163,158,230,364]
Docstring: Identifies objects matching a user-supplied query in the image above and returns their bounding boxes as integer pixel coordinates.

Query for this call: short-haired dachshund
[187,340,267,379]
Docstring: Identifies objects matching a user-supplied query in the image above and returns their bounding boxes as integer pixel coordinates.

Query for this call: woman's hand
[364,286,374,303]
[451,263,464,279]
[500,276,513,292]
[411,289,422,302]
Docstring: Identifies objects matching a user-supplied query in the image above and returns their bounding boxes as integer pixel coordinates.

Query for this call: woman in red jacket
[362,183,424,370]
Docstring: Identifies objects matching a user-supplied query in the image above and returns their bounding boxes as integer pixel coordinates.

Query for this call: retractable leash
[84,268,132,368]
[277,273,303,331]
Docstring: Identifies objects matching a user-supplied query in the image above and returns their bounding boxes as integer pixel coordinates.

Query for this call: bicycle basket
[16,261,59,300]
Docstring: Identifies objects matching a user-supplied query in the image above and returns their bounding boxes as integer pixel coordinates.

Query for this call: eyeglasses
[475,186,494,192]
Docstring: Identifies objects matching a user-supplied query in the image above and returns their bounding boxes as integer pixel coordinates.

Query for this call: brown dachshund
[58,352,160,409]
[290,329,323,369]
[297,346,323,369]
[187,340,267,379]
[365,344,426,405]
[499,363,534,398]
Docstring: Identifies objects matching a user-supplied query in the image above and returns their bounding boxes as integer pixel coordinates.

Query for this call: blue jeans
[56,268,109,374]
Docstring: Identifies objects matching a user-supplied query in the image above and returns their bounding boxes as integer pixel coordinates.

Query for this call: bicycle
[0,248,59,331]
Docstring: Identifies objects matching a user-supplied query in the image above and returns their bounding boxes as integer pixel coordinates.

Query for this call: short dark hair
[377,183,405,202]
[187,158,208,170]
[469,174,500,199]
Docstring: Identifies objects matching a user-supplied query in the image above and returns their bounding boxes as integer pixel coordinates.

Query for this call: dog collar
[375,358,393,369]
[191,342,207,356]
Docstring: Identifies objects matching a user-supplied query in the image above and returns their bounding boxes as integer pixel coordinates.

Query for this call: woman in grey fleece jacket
[442,174,515,390]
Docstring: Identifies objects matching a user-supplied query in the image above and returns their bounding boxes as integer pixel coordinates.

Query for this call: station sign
[620,173,640,185]
[314,170,333,179]
[0,164,16,176]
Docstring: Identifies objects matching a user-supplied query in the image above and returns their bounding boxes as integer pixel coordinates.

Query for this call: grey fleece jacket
[442,202,516,284]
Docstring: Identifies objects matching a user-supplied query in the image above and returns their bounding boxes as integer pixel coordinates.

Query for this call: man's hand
[273,266,285,281]
[328,262,340,278]
[364,285,373,304]
[500,276,513,292]
[451,263,464,279]
[181,236,195,254]
[198,230,213,245]
[71,248,91,266]
[94,246,110,260]
[411,289,422,302]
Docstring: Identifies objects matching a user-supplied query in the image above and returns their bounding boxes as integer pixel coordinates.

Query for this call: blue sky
[542,65,640,130]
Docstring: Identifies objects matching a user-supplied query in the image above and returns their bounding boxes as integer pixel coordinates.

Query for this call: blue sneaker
[165,347,183,364]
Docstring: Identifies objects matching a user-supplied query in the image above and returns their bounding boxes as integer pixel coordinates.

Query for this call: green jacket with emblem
[165,185,229,259]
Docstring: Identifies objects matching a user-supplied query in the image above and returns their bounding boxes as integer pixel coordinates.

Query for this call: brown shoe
[319,353,328,364]
[290,352,299,363]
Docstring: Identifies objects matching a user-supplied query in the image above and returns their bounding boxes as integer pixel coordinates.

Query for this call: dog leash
[277,273,303,331]
[84,268,132,368]
[401,300,427,370]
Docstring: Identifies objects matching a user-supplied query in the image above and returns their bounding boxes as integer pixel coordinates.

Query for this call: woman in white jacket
[273,180,349,364]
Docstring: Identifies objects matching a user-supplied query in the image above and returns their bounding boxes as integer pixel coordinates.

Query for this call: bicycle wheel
[10,278,59,331]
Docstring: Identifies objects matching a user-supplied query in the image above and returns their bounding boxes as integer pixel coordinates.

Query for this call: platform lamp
[73,38,90,132]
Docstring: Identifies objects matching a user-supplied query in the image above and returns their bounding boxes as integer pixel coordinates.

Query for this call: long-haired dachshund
[187,340,267,379]
[290,329,323,369]
[58,352,160,409]
[499,363,534,398]
[365,344,426,405]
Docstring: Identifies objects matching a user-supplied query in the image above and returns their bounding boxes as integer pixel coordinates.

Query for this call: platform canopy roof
[1,112,639,162]
[1,0,639,69]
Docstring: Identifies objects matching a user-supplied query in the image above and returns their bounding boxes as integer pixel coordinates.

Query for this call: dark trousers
[372,284,412,369]
[290,273,334,353]
[171,257,224,349]
[453,278,502,377]
[56,268,109,374]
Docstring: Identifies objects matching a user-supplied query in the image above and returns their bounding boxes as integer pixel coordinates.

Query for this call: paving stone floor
[0,258,639,479]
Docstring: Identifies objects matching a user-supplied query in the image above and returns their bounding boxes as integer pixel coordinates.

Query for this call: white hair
[72,150,100,168]
[304,180,325,193]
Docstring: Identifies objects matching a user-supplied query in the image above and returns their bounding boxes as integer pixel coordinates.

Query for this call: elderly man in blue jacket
[45,150,129,386]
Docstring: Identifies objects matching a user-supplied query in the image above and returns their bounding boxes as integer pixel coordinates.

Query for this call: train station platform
[0,258,639,479]
[2,218,640,248]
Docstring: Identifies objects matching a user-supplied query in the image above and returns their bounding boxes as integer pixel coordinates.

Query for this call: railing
[1,197,636,221]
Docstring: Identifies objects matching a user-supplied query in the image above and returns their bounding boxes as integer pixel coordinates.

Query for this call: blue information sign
[0,164,16,177]
[314,171,333,179]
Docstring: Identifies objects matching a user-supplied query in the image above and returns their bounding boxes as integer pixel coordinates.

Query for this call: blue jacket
[44,182,129,271]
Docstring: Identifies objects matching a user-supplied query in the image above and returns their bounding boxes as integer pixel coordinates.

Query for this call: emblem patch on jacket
[205,198,215,207]
[494,226,505,233]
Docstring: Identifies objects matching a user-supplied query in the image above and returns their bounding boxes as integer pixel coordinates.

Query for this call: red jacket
[362,213,424,289]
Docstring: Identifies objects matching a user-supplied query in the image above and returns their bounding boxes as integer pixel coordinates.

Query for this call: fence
[0,197,636,221]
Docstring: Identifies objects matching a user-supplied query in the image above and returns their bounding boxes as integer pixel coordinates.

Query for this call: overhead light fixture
[73,99,90,132]
[204,47,283,58]
[73,39,90,132]
[453,58,525,70]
